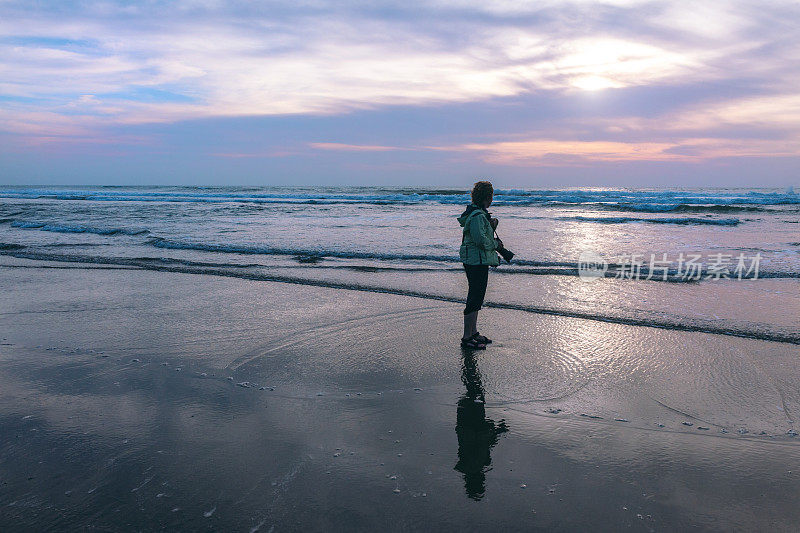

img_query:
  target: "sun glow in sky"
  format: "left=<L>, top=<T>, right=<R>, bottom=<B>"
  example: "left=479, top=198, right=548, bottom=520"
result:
left=0, top=0, right=798, bottom=186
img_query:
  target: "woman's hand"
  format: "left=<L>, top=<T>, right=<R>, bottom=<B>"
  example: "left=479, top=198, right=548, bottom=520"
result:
left=490, top=217, right=499, bottom=230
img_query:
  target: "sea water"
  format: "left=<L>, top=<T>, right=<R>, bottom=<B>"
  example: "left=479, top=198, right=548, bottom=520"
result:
left=1, top=186, right=798, bottom=342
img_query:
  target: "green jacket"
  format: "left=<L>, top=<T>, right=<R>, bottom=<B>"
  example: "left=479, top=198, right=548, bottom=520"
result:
left=457, top=204, right=500, bottom=266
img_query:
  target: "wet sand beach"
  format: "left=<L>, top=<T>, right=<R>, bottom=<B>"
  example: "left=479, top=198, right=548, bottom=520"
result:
left=1, top=257, right=799, bottom=531
left=3, top=0, right=800, bottom=522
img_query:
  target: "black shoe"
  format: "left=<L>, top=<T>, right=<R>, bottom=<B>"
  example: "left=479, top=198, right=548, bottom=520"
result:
left=472, top=332, right=492, bottom=344
left=461, top=337, right=486, bottom=350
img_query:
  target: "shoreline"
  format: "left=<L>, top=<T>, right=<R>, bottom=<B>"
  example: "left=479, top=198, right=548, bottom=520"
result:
left=3, top=252, right=798, bottom=346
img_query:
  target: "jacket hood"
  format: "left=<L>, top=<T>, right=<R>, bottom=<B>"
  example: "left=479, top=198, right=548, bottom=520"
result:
left=457, top=203, right=487, bottom=227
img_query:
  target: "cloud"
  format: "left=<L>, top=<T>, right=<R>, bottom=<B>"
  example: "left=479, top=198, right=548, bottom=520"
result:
left=1, top=0, right=797, bottom=137
left=432, top=136, right=800, bottom=165
left=309, top=143, right=404, bottom=152
left=0, top=0, right=798, bottom=186
left=439, top=139, right=683, bottom=164
left=582, top=92, right=800, bottom=141
left=674, top=94, right=800, bottom=132
left=211, top=150, right=300, bottom=158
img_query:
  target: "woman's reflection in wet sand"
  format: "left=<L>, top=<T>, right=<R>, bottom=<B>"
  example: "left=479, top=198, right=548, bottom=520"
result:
left=454, top=351, right=509, bottom=501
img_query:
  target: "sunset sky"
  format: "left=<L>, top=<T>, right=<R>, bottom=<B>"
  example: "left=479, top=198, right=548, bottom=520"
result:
left=1, top=0, right=798, bottom=186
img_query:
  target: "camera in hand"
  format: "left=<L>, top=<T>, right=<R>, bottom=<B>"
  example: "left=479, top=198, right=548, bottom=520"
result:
left=496, top=241, right=514, bottom=264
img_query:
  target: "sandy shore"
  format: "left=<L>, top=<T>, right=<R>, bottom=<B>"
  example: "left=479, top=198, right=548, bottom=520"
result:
left=1, top=256, right=799, bottom=531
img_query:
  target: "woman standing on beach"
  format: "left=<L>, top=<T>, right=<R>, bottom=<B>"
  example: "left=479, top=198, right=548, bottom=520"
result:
left=457, top=181, right=501, bottom=349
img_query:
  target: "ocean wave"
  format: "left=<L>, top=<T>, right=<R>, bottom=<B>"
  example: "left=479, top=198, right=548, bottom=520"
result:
left=8, top=220, right=150, bottom=236
left=148, top=236, right=594, bottom=268
left=147, top=236, right=458, bottom=263
left=3, top=221, right=789, bottom=278
left=587, top=203, right=783, bottom=213
left=40, top=242, right=111, bottom=248
left=560, top=216, right=740, bottom=226
left=146, top=237, right=796, bottom=279
left=1, top=187, right=798, bottom=211
left=1, top=248, right=797, bottom=345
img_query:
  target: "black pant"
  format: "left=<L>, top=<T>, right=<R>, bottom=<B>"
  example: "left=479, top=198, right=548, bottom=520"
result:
left=463, top=264, right=489, bottom=315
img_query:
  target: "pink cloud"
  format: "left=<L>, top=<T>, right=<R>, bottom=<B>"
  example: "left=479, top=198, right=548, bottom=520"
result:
left=309, top=142, right=404, bottom=152
left=211, top=150, right=301, bottom=158
left=431, top=137, right=800, bottom=166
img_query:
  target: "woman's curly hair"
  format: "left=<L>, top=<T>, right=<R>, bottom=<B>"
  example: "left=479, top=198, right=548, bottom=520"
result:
left=471, top=180, right=494, bottom=206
